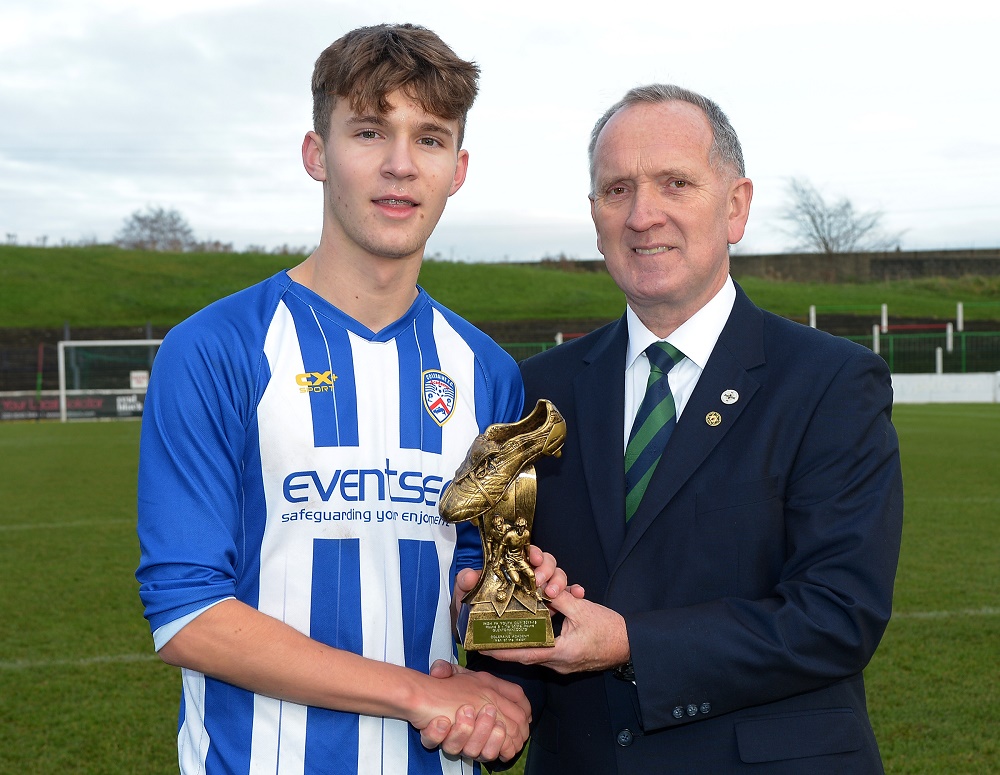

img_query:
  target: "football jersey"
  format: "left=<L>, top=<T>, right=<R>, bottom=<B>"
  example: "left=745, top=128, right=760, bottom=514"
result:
left=136, top=271, right=524, bottom=775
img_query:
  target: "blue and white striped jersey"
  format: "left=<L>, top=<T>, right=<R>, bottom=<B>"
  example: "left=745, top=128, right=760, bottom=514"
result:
left=137, top=271, right=524, bottom=775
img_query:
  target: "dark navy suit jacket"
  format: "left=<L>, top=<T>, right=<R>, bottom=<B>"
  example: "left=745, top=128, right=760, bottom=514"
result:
left=483, top=284, right=903, bottom=774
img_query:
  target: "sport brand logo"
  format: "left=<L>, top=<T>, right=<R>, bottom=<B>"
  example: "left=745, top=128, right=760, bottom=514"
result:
left=296, top=371, right=337, bottom=393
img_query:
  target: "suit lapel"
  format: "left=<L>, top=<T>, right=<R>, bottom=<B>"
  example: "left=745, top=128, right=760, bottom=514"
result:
left=574, top=316, right=629, bottom=569
left=616, top=289, right=767, bottom=567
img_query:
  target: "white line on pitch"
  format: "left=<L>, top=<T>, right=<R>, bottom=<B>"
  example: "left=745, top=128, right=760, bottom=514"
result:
left=0, top=519, right=134, bottom=532
left=893, top=606, right=999, bottom=620
left=0, top=653, right=160, bottom=671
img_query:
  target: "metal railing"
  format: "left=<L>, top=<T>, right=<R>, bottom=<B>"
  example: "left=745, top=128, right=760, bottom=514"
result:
left=843, top=331, right=1000, bottom=374
left=3, top=333, right=999, bottom=399
left=503, top=331, right=1000, bottom=374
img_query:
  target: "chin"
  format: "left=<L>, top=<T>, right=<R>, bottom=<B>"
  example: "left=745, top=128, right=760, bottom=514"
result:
left=361, top=237, right=425, bottom=261
left=370, top=229, right=437, bottom=261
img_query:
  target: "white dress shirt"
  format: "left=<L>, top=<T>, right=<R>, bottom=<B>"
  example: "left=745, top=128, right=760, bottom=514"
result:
left=623, top=276, right=737, bottom=452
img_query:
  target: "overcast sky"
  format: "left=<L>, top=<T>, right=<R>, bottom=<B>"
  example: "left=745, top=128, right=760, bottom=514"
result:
left=1, top=0, right=997, bottom=261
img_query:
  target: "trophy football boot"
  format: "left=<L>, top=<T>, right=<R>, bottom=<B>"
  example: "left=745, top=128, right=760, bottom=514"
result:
left=439, top=399, right=566, bottom=524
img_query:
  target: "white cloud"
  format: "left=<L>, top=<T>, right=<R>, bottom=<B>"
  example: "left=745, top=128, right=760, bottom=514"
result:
left=1, top=0, right=998, bottom=254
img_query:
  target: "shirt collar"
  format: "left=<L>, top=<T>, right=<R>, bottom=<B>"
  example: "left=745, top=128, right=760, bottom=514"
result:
left=625, top=276, right=736, bottom=371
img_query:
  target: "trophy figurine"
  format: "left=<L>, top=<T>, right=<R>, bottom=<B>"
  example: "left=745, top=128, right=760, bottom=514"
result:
left=439, top=399, right=566, bottom=650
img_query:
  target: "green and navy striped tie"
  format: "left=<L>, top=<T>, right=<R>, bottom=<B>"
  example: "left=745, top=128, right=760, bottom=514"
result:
left=625, top=342, right=685, bottom=522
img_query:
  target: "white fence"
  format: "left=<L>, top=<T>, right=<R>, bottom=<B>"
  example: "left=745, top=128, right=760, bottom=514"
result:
left=890, top=372, right=1000, bottom=404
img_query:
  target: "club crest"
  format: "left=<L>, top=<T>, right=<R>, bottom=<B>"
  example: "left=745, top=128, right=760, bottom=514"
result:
left=423, top=370, right=457, bottom=426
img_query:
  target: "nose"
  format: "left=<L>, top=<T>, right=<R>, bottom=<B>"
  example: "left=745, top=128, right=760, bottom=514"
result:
left=382, top=137, right=418, bottom=180
left=624, top=182, right=667, bottom=232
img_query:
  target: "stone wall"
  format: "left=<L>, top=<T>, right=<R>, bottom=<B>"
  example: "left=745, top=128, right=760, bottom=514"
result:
left=730, top=248, right=1000, bottom=283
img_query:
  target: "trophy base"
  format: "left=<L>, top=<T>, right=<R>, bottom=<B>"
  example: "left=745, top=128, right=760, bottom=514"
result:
left=461, top=607, right=555, bottom=651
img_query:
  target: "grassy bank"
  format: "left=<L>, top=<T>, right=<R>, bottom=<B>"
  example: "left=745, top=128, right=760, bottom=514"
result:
left=2, top=245, right=999, bottom=329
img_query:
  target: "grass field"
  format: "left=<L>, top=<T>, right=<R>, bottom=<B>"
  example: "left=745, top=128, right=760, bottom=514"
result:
left=0, top=405, right=997, bottom=773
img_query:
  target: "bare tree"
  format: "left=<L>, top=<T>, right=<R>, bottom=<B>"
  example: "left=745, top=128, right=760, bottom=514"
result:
left=780, top=178, right=903, bottom=254
left=115, top=206, right=196, bottom=251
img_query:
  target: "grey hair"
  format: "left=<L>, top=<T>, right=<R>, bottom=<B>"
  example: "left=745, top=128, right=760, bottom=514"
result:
left=588, top=84, right=745, bottom=193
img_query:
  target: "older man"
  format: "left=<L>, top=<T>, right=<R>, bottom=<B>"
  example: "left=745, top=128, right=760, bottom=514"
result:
left=484, top=84, right=903, bottom=774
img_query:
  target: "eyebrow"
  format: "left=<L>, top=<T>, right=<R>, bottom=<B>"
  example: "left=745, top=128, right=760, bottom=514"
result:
left=592, top=173, right=634, bottom=195
left=345, top=115, right=454, bottom=139
left=417, top=121, right=454, bottom=138
left=596, top=167, right=699, bottom=190
left=346, top=114, right=387, bottom=128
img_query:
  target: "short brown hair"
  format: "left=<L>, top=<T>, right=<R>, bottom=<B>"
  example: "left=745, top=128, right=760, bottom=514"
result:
left=312, top=23, right=480, bottom=147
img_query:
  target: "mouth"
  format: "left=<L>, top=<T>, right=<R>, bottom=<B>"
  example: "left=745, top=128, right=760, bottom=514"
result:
left=632, top=246, right=672, bottom=256
left=373, top=197, right=418, bottom=207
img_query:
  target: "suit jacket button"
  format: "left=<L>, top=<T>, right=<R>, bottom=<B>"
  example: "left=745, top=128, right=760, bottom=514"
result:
left=700, top=702, right=711, bottom=714
left=616, top=729, right=634, bottom=747
left=672, top=706, right=684, bottom=719
left=686, top=704, right=698, bottom=717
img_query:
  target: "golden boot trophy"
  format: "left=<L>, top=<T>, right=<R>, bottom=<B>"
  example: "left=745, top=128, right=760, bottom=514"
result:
left=439, top=399, right=566, bottom=650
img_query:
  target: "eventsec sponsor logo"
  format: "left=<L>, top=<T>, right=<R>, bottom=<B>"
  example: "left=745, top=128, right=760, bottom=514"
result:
left=283, top=458, right=449, bottom=507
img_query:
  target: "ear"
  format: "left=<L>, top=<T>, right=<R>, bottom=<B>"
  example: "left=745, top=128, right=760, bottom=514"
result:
left=448, top=149, right=470, bottom=197
left=726, top=177, right=753, bottom=244
left=302, top=131, right=327, bottom=182
left=590, top=196, right=604, bottom=255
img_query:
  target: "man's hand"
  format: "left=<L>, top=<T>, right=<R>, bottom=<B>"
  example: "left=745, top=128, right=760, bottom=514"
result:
left=483, top=591, right=629, bottom=674
left=417, top=660, right=531, bottom=762
left=527, top=544, right=585, bottom=600
left=452, top=544, right=585, bottom=629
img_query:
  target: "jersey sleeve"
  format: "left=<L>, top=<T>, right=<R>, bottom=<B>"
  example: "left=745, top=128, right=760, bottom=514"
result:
left=136, top=299, right=267, bottom=634
left=475, top=344, right=525, bottom=428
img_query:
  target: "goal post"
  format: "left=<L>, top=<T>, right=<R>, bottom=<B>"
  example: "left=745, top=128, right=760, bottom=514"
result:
left=57, top=339, right=163, bottom=422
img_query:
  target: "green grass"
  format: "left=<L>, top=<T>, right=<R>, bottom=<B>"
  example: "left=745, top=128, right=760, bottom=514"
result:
left=3, top=245, right=1000, bottom=329
left=735, top=275, right=1000, bottom=323
left=0, top=407, right=997, bottom=773
left=0, top=421, right=178, bottom=774
left=864, top=405, right=1000, bottom=773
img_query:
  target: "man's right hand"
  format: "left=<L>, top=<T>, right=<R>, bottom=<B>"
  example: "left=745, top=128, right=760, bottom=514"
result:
left=416, top=660, right=530, bottom=763
left=157, top=599, right=529, bottom=762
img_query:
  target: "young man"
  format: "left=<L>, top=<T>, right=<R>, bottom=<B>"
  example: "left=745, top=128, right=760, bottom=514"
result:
left=136, top=24, right=564, bottom=774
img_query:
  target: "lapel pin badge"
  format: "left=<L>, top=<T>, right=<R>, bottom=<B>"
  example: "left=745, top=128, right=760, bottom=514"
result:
left=721, top=389, right=739, bottom=405
left=706, top=411, right=722, bottom=427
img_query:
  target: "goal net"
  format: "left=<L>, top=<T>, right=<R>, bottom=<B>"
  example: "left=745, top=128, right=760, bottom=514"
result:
left=57, top=339, right=162, bottom=421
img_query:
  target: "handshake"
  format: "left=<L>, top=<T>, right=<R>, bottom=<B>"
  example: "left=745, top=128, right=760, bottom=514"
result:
left=417, top=548, right=587, bottom=763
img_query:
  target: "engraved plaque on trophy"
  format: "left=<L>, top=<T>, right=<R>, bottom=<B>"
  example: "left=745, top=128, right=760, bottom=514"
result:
left=439, top=399, right=566, bottom=651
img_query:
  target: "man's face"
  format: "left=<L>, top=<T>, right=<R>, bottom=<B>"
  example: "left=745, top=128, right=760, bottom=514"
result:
left=589, top=100, right=752, bottom=332
left=305, top=89, right=468, bottom=263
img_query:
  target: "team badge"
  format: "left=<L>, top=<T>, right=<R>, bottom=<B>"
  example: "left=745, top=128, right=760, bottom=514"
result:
left=423, top=370, right=457, bottom=426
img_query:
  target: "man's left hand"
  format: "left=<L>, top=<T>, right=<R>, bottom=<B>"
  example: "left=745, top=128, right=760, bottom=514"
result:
left=482, top=591, right=628, bottom=675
